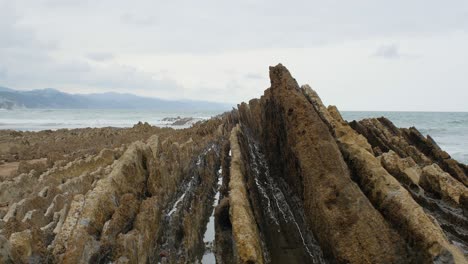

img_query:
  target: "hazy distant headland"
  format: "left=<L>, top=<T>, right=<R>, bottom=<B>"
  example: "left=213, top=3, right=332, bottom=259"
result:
left=0, top=86, right=231, bottom=111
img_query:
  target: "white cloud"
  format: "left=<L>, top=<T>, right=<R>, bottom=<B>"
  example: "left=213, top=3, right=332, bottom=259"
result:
left=0, top=3, right=183, bottom=99
left=244, top=73, right=264, bottom=80
left=120, top=13, right=158, bottom=26
left=373, top=44, right=401, bottom=59
left=86, top=52, right=115, bottom=62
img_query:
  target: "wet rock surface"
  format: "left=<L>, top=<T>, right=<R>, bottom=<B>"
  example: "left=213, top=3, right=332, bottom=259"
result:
left=0, top=64, right=467, bottom=263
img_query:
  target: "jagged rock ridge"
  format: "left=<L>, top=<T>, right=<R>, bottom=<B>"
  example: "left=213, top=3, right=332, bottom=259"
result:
left=0, top=64, right=466, bottom=263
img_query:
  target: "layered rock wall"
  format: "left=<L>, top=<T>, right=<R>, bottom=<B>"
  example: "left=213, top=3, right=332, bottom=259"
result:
left=0, top=64, right=466, bottom=263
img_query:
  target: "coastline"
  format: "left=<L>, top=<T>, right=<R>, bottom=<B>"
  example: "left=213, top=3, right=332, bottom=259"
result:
left=1, top=110, right=466, bottom=163
left=0, top=65, right=466, bottom=263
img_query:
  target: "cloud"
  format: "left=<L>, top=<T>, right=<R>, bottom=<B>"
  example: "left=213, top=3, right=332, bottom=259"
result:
left=373, top=44, right=401, bottom=59
left=244, top=73, right=263, bottom=80
left=1, top=1, right=468, bottom=109
left=1, top=52, right=183, bottom=97
left=0, top=7, right=56, bottom=51
left=120, top=13, right=158, bottom=26
left=86, top=52, right=115, bottom=62
left=0, top=66, right=6, bottom=79
left=43, top=0, right=88, bottom=7
left=0, top=5, right=182, bottom=98
left=9, top=0, right=466, bottom=54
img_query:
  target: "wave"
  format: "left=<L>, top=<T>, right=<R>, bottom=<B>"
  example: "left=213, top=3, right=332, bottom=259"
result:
left=447, top=120, right=468, bottom=125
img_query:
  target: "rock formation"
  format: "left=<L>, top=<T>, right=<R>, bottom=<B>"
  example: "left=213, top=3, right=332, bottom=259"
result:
left=0, top=64, right=466, bottom=263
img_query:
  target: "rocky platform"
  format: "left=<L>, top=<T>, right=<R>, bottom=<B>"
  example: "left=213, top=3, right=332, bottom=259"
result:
left=0, top=64, right=467, bottom=264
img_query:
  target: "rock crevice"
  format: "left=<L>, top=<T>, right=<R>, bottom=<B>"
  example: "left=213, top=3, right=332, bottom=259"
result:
left=0, top=64, right=466, bottom=263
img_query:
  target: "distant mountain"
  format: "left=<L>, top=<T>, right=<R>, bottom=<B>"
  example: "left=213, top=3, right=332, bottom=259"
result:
left=0, top=86, right=231, bottom=111
left=0, top=86, right=15, bottom=92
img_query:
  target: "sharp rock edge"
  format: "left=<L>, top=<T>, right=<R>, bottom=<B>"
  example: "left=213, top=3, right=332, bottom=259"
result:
left=0, top=64, right=467, bottom=264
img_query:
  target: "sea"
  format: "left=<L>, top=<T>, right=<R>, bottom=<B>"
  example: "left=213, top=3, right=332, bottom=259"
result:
left=0, top=108, right=222, bottom=130
left=0, top=109, right=466, bottom=164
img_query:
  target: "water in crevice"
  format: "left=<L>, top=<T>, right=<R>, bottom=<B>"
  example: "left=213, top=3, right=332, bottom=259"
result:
left=201, top=166, right=223, bottom=263
left=243, top=131, right=327, bottom=264
left=155, top=143, right=220, bottom=263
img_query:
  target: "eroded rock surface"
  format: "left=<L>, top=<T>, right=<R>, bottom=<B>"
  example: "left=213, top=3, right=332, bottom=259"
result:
left=0, top=64, right=466, bottom=263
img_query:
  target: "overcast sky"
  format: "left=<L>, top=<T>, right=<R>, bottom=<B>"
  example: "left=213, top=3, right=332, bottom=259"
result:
left=1, top=0, right=467, bottom=111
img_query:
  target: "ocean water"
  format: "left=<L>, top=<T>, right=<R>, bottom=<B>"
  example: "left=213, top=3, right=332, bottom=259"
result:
left=0, top=108, right=223, bottom=131
left=0, top=109, right=466, bottom=164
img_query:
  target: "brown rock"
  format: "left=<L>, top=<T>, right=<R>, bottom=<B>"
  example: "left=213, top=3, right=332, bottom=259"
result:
left=0, top=235, right=11, bottom=263
left=305, top=86, right=466, bottom=263
left=380, top=150, right=421, bottom=186
left=403, top=127, right=468, bottom=186
left=250, top=65, right=409, bottom=263
left=420, top=164, right=468, bottom=205
left=9, top=230, right=33, bottom=263
left=229, top=125, right=264, bottom=264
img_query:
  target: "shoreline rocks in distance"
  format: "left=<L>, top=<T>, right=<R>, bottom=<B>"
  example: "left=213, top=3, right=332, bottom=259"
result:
left=162, top=116, right=198, bottom=126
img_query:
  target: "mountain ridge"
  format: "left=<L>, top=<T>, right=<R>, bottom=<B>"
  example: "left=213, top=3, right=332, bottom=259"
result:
left=0, top=86, right=231, bottom=111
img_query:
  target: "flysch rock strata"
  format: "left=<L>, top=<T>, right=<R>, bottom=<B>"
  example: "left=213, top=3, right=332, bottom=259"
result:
left=0, top=64, right=466, bottom=264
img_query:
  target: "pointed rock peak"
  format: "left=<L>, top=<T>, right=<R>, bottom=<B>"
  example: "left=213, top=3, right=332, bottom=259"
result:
left=269, top=63, right=299, bottom=90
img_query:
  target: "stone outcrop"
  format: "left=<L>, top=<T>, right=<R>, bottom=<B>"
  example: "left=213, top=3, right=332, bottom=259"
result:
left=235, top=66, right=409, bottom=263
left=302, top=85, right=465, bottom=262
left=228, top=125, right=264, bottom=263
left=420, top=164, right=468, bottom=205
left=0, top=64, right=466, bottom=263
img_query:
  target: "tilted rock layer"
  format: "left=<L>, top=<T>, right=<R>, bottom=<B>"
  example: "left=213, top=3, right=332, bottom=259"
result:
left=0, top=64, right=467, bottom=263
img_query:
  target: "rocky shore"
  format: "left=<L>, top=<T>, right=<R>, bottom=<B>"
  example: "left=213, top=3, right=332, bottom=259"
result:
left=0, top=64, right=467, bottom=263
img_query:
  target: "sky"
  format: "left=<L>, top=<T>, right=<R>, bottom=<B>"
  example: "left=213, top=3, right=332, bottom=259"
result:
left=0, top=0, right=467, bottom=111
